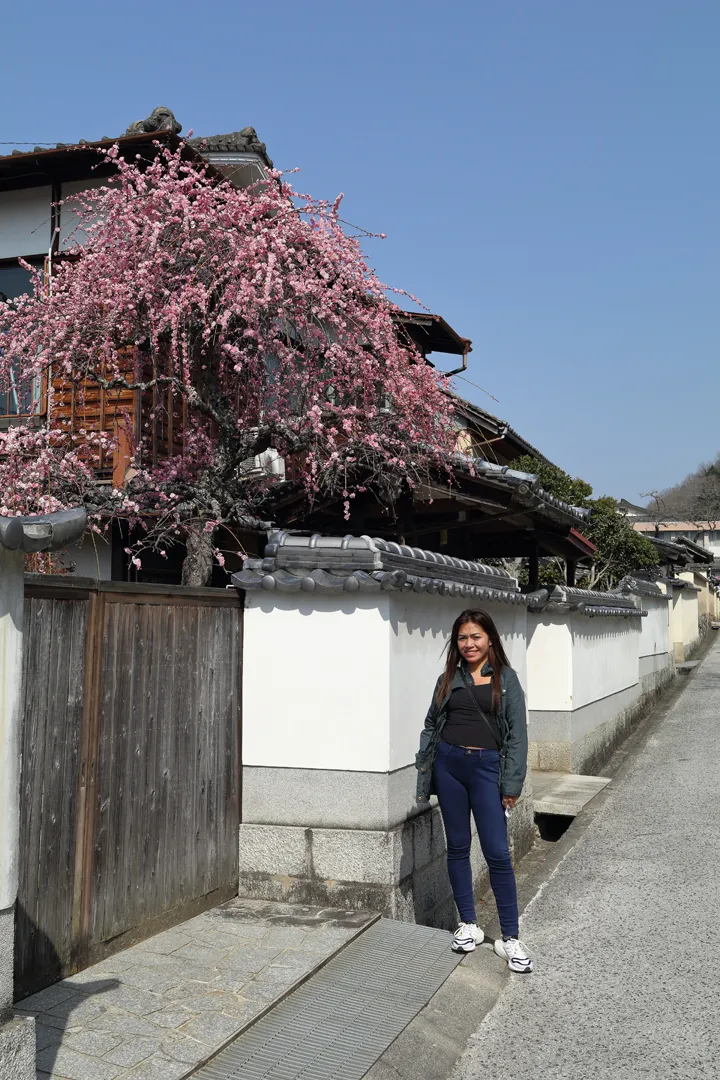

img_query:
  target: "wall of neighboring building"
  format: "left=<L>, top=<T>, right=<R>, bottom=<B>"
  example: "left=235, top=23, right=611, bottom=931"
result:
left=687, top=572, right=719, bottom=631
left=677, top=581, right=701, bottom=657
left=633, top=521, right=720, bottom=558
left=638, top=591, right=674, bottom=695
left=527, top=611, right=648, bottom=774
left=0, top=187, right=51, bottom=259
left=56, top=534, right=113, bottom=580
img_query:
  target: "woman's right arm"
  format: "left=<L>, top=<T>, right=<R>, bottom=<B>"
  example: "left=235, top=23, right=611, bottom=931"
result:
left=416, top=678, right=442, bottom=762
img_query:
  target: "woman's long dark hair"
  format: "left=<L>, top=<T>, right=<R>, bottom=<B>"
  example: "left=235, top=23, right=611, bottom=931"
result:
left=436, top=609, right=511, bottom=711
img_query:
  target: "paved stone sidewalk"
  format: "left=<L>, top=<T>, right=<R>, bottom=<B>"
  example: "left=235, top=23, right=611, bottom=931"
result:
left=17, top=898, right=374, bottom=1080
left=451, top=638, right=720, bottom=1080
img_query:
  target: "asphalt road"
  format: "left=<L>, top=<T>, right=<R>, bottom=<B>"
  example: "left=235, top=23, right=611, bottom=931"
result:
left=451, top=640, right=720, bottom=1080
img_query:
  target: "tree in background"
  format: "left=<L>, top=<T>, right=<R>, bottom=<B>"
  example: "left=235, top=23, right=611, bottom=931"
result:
left=647, top=453, right=720, bottom=529
left=511, top=456, right=659, bottom=589
left=0, top=141, right=456, bottom=583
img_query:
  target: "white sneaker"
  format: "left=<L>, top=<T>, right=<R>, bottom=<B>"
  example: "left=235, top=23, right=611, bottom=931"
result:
left=451, top=922, right=485, bottom=953
left=494, top=936, right=533, bottom=973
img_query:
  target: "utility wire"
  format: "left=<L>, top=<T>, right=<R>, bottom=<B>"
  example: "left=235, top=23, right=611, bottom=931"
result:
left=450, top=373, right=500, bottom=404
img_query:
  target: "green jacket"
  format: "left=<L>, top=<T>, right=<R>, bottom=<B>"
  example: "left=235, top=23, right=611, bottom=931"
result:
left=415, top=662, right=528, bottom=802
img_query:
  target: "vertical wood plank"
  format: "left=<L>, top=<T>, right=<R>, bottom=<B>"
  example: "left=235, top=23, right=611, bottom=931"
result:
left=16, top=594, right=88, bottom=997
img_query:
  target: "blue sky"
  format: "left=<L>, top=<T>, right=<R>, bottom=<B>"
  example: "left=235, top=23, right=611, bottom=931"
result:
left=4, top=0, right=718, bottom=500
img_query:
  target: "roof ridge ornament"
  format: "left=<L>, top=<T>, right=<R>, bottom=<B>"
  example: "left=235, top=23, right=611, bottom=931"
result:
left=125, top=107, right=182, bottom=137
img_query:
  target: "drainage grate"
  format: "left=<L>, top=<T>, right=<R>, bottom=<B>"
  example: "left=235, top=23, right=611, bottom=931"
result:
left=193, top=918, right=462, bottom=1080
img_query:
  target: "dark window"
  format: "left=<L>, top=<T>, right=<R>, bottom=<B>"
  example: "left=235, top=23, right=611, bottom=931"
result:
left=0, top=262, right=38, bottom=301
left=0, top=260, right=44, bottom=417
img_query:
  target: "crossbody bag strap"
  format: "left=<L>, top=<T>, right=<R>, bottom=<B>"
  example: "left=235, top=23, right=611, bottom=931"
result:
left=466, top=681, right=502, bottom=751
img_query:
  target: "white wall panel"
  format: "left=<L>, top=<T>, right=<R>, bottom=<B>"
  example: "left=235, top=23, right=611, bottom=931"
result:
left=243, top=593, right=391, bottom=772
left=639, top=595, right=671, bottom=659
left=570, top=616, right=638, bottom=710
left=526, top=616, right=572, bottom=711
left=0, top=187, right=51, bottom=258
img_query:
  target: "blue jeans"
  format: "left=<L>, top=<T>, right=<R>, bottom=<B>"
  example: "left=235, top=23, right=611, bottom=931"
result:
left=433, top=741, right=519, bottom=938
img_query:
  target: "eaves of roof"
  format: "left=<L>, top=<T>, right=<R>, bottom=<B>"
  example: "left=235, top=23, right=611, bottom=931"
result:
left=668, top=577, right=702, bottom=592
left=454, top=455, right=589, bottom=528
left=0, top=129, right=179, bottom=167
left=647, top=535, right=689, bottom=564
left=451, top=395, right=554, bottom=467
left=394, top=311, right=471, bottom=358
left=675, top=536, right=714, bottom=563
left=187, top=129, right=273, bottom=169
left=0, top=128, right=272, bottom=187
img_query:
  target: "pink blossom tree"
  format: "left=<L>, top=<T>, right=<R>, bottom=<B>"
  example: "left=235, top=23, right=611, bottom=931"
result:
left=0, top=141, right=456, bottom=584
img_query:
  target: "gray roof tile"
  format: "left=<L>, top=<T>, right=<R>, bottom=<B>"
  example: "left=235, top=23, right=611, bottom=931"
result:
left=233, top=530, right=526, bottom=602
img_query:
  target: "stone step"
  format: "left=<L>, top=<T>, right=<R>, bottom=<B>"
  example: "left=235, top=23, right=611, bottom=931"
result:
left=532, top=770, right=611, bottom=817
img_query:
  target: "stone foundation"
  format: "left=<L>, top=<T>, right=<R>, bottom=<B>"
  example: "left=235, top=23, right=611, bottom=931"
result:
left=0, top=906, right=13, bottom=1021
left=238, top=786, right=535, bottom=931
left=0, top=1016, right=35, bottom=1080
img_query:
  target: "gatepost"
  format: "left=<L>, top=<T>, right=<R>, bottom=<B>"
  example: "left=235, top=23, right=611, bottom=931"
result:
left=0, top=511, right=86, bottom=1080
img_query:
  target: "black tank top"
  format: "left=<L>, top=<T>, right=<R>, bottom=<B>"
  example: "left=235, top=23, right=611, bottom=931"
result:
left=442, top=683, right=501, bottom=749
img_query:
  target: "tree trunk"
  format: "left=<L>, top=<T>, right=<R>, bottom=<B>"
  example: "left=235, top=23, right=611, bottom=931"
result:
left=182, top=527, right=214, bottom=587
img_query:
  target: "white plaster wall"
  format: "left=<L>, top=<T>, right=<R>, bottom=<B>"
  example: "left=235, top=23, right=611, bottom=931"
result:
left=527, top=612, right=640, bottom=713
left=670, top=589, right=684, bottom=649
left=0, top=548, right=24, bottom=911
left=680, top=589, right=699, bottom=647
left=639, top=595, right=671, bottom=659
left=526, top=616, right=572, bottom=711
left=243, top=592, right=392, bottom=772
left=0, top=186, right=52, bottom=258
left=243, top=591, right=529, bottom=774
left=570, top=615, right=639, bottom=709
left=386, top=594, right=527, bottom=771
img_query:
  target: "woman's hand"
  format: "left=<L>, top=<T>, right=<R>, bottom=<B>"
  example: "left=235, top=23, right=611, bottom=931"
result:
left=502, top=796, right=517, bottom=810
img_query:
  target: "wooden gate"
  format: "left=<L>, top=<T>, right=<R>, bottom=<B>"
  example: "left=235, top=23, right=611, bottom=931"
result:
left=15, top=577, right=242, bottom=997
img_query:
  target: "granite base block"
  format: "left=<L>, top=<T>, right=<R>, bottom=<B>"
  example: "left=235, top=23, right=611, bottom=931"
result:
left=0, top=906, right=13, bottom=1019
left=529, top=664, right=676, bottom=776
left=238, top=782, right=535, bottom=931
left=242, top=764, right=421, bottom=831
left=0, top=1016, right=35, bottom=1080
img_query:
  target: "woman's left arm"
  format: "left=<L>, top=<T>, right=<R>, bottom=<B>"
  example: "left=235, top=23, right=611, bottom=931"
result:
left=501, top=670, right=529, bottom=803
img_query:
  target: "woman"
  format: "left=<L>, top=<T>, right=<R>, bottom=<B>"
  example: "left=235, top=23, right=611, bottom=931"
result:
left=416, top=609, right=533, bottom=973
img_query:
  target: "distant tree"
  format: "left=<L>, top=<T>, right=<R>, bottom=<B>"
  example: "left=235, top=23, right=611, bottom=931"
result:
left=647, top=454, right=720, bottom=529
left=583, top=496, right=659, bottom=589
left=510, top=458, right=659, bottom=590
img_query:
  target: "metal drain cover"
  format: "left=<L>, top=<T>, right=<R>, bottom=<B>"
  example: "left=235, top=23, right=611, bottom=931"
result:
left=193, top=918, right=462, bottom=1080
